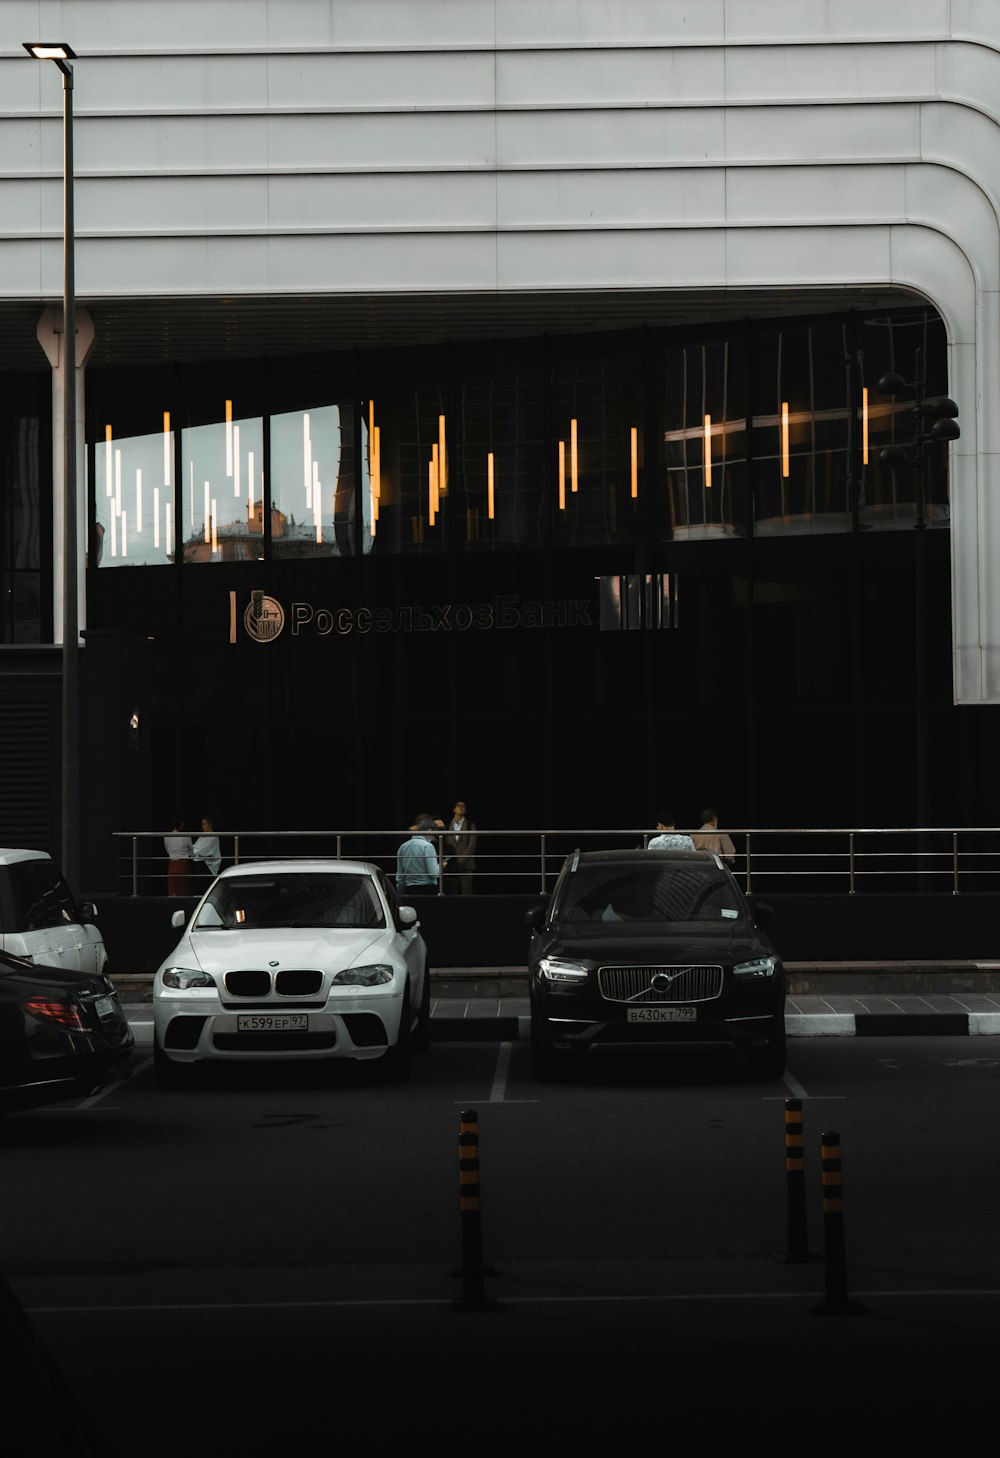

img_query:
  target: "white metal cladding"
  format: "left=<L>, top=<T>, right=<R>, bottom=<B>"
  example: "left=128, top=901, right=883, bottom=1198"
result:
left=4, top=0, right=1000, bottom=701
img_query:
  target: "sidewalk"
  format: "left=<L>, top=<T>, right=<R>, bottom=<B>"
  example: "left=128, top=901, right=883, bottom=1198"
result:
left=115, top=961, right=1000, bottom=1038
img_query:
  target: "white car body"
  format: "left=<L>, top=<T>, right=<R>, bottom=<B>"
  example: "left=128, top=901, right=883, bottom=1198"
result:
left=0, top=848, right=107, bottom=977
left=152, top=858, right=429, bottom=1085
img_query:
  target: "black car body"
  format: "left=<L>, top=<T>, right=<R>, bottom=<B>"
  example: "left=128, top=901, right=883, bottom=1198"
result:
left=526, top=848, right=786, bottom=1078
left=0, top=947, right=134, bottom=1114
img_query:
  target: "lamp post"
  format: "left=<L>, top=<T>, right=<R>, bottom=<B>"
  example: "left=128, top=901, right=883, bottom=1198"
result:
left=23, top=42, right=79, bottom=890
left=875, top=350, right=960, bottom=833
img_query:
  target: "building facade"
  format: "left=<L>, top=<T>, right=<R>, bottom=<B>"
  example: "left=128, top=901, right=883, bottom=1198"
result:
left=2, top=1, right=999, bottom=887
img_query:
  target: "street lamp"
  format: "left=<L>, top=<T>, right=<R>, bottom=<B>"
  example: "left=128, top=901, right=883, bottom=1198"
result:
left=23, top=42, right=79, bottom=889
left=875, top=350, right=960, bottom=833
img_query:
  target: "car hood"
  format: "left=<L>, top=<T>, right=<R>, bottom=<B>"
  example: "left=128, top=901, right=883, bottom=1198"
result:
left=177, top=928, right=387, bottom=973
left=541, top=925, right=774, bottom=964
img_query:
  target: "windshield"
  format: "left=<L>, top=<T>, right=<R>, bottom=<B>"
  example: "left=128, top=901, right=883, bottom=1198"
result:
left=193, top=872, right=386, bottom=930
left=554, top=863, right=745, bottom=925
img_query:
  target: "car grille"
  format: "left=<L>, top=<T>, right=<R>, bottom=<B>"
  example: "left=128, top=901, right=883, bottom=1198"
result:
left=597, top=964, right=724, bottom=1004
left=223, top=970, right=324, bottom=998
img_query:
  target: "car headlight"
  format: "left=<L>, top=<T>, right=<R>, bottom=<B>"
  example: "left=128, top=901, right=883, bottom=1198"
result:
left=733, top=956, right=777, bottom=978
left=538, top=957, right=590, bottom=983
left=332, top=964, right=395, bottom=986
left=161, top=967, right=215, bottom=990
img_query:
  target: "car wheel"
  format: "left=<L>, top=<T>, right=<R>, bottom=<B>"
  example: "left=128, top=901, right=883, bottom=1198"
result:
left=153, top=1035, right=197, bottom=1089
left=411, top=968, right=431, bottom=1054
left=745, top=1026, right=786, bottom=1080
left=380, top=989, right=412, bottom=1082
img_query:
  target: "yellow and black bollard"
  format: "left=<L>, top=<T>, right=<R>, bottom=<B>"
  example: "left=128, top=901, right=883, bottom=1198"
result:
left=783, top=1099, right=819, bottom=1264
left=812, top=1130, right=868, bottom=1316
left=453, top=1108, right=497, bottom=1312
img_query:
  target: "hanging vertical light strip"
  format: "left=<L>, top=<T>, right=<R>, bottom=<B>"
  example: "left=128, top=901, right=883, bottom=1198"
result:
left=862, top=386, right=869, bottom=465
left=703, top=414, right=712, bottom=488
left=630, top=427, right=638, bottom=498
left=781, top=402, right=790, bottom=478
left=487, top=452, right=495, bottom=519
left=372, top=424, right=381, bottom=532
left=248, top=452, right=255, bottom=516
left=438, top=414, right=447, bottom=495
left=428, top=457, right=436, bottom=526
left=190, top=460, right=195, bottom=529
left=110, top=499, right=117, bottom=559
left=211, top=499, right=218, bottom=556
left=233, top=425, right=241, bottom=497
left=558, top=440, right=566, bottom=510
left=165, top=502, right=172, bottom=558
left=105, top=425, right=113, bottom=497
left=114, top=448, right=122, bottom=511
left=431, top=443, right=440, bottom=521
left=154, top=487, right=160, bottom=550
left=162, top=412, right=171, bottom=487
left=225, top=400, right=233, bottom=477
left=570, top=418, right=578, bottom=492
left=135, top=468, right=142, bottom=534
left=313, top=462, right=321, bottom=543
left=303, top=413, right=311, bottom=500
left=203, top=482, right=211, bottom=544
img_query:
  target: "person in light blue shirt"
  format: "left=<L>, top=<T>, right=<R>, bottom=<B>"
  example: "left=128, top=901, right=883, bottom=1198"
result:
left=396, top=816, right=443, bottom=895
left=647, top=811, right=695, bottom=852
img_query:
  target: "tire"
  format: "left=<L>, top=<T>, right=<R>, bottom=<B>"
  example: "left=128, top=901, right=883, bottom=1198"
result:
left=745, top=1025, right=787, bottom=1080
left=153, top=1036, right=197, bottom=1089
left=412, top=967, right=431, bottom=1053
left=380, top=988, right=412, bottom=1082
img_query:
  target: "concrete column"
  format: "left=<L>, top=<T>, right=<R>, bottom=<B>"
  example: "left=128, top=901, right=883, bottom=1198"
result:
left=36, top=304, right=95, bottom=646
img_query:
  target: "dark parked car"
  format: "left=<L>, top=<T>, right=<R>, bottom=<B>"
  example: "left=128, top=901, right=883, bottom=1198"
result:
left=526, top=848, right=786, bottom=1079
left=0, top=946, right=133, bottom=1114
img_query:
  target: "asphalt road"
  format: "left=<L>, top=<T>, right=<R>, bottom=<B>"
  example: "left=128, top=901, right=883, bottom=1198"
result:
left=4, top=1035, right=1000, bottom=1453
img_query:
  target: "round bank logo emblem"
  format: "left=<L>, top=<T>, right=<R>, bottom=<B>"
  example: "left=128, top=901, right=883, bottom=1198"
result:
left=244, top=593, right=285, bottom=643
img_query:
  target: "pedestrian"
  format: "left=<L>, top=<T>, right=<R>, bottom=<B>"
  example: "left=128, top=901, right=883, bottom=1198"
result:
left=192, top=815, right=222, bottom=879
left=396, top=816, right=444, bottom=896
left=164, top=819, right=194, bottom=896
left=647, top=812, right=695, bottom=851
left=692, top=806, right=736, bottom=863
left=445, top=800, right=478, bottom=894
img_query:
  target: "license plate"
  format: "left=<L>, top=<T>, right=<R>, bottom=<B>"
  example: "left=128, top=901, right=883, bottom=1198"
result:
left=627, top=1007, right=696, bottom=1023
left=94, top=994, right=116, bottom=1018
left=236, top=1015, right=309, bottom=1033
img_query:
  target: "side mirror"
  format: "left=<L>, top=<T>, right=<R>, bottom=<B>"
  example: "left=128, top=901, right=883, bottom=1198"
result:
left=171, top=909, right=187, bottom=929
left=79, top=901, right=98, bottom=923
left=525, top=902, right=548, bottom=930
left=399, top=905, right=418, bottom=926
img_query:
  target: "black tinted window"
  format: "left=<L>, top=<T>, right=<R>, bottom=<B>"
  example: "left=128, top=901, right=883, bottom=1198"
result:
left=3, top=860, right=78, bottom=933
left=193, top=872, right=385, bottom=930
left=555, top=863, right=743, bottom=924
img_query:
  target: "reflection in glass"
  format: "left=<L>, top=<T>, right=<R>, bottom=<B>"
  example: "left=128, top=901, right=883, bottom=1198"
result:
left=454, top=365, right=545, bottom=547
left=361, top=388, right=448, bottom=553
left=550, top=350, right=643, bottom=546
left=658, top=338, right=746, bottom=539
left=271, top=404, right=355, bottom=558
left=94, top=416, right=175, bottom=566
left=752, top=320, right=850, bottom=535
left=181, top=408, right=264, bottom=563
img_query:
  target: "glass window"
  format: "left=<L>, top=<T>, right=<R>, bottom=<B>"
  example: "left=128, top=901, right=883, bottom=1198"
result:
left=181, top=402, right=264, bottom=563
left=751, top=319, right=852, bottom=536
left=6, top=859, right=78, bottom=932
left=271, top=404, right=355, bottom=558
left=453, top=349, right=546, bottom=548
left=94, top=417, right=176, bottom=566
left=655, top=334, right=747, bottom=540
left=550, top=341, right=644, bottom=546
left=858, top=310, right=950, bottom=531
left=362, top=366, right=449, bottom=556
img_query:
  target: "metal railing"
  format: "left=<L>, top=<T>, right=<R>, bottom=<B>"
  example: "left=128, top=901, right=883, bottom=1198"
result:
left=111, top=826, right=1000, bottom=898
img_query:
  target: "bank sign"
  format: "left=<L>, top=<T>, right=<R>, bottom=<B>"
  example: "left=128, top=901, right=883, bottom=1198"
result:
left=231, top=576, right=674, bottom=644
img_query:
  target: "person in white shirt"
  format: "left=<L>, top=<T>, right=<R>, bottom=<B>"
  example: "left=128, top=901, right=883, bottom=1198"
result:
left=647, top=812, right=695, bottom=851
left=192, top=816, right=222, bottom=879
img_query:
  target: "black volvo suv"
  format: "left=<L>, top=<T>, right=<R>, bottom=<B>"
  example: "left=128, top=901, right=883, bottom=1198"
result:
left=526, top=847, right=786, bottom=1080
